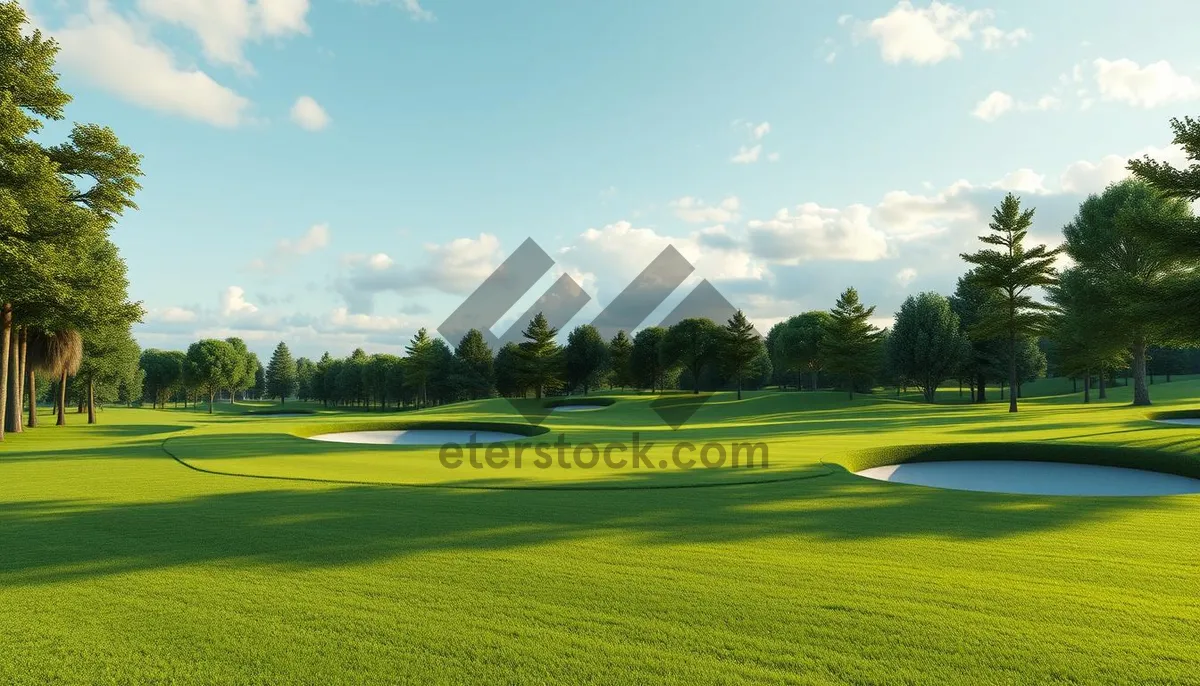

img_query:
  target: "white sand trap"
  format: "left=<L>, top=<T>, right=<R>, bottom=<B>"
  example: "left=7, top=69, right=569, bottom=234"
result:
left=1154, top=418, right=1200, bottom=426
left=550, top=405, right=606, bottom=412
left=855, top=460, right=1200, bottom=496
left=309, top=429, right=526, bottom=446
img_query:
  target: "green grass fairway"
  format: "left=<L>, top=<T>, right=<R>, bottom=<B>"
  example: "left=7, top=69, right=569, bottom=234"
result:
left=4, top=383, right=1200, bottom=684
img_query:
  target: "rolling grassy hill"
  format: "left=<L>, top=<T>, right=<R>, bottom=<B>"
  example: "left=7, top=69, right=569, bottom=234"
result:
left=2, top=379, right=1199, bottom=684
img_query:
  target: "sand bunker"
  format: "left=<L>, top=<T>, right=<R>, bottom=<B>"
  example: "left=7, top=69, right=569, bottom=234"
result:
left=550, top=405, right=606, bottom=412
left=1154, top=418, right=1200, bottom=426
left=308, top=429, right=527, bottom=446
left=855, top=460, right=1200, bottom=496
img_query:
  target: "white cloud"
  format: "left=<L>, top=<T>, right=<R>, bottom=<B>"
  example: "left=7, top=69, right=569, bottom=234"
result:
left=972, top=91, right=1014, bottom=121
left=48, top=1, right=251, bottom=127
left=731, top=145, right=762, bottom=164
left=336, top=233, right=504, bottom=313
left=278, top=223, right=331, bottom=255
left=993, top=168, right=1047, bottom=194
left=1059, top=144, right=1188, bottom=194
left=556, top=220, right=767, bottom=308
left=257, top=0, right=310, bottom=35
left=1093, top=58, right=1200, bottom=108
left=290, top=95, right=331, bottom=131
left=367, top=253, right=394, bottom=270
left=895, top=268, right=918, bottom=286
left=855, top=1, right=1027, bottom=65
left=872, top=181, right=982, bottom=240
left=1024, top=95, right=1061, bottom=111
left=328, top=307, right=415, bottom=333
left=767, top=152, right=781, bottom=162
left=730, top=121, right=776, bottom=164
left=221, top=286, right=259, bottom=316
left=137, top=0, right=310, bottom=71
left=747, top=204, right=890, bottom=263
left=670, top=196, right=741, bottom=223
left=980, top=26, right=1030, bottom=50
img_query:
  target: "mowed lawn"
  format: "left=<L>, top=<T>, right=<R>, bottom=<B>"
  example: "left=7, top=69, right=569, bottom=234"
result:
left=3, top=383, right=1200, bottom=684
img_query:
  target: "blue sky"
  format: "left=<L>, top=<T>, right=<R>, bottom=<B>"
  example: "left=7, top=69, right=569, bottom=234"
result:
left=19, top=0, right=1200, bottom=359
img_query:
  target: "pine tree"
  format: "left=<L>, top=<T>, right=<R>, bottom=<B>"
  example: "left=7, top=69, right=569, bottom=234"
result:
left=454, top=328, right=494, bottom=399
left=721, top=311, right=760, bottom=400
left=1127, top=115, right=1200, bottom=347
left=404, top=328, right=434, bottom=407
left=607, top=330, right=633, bottom=389
left=961, top=193, right=1060, bottom=413
left=265, top=341, right=297, bottom=405
left=819, top=288, right=884, bottom=400
left=516, top=313, right=563, bottom=399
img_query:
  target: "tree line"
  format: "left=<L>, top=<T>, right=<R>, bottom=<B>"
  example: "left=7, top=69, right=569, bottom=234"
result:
left=766, top=114, right=1200, bottom=411
left=0, top=3, right=144, bottom=439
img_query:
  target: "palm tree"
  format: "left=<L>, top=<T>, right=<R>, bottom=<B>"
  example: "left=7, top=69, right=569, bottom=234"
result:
left=26, top=329, right=83, bottom=427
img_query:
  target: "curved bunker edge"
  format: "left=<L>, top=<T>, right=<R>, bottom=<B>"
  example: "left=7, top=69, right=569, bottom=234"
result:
left=838, top=442, right=1200, bottom=497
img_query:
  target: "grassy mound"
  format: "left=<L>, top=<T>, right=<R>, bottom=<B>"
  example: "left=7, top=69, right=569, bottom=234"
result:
left=245, top=408, right=319, bottom=416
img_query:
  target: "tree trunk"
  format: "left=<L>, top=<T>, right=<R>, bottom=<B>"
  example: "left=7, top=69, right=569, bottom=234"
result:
left=15, top=327, right=26, bottom=432
left=810, top=370, right=818, bottom=392
left=737, top=379, right=743, bottom=401
left=1072, top=377, right=1077, bottom=393
left=976, top=375, right=987, bottom=403
left=88, top=380, right=96, bottom=424
left=1007, top=335, right=1018, bottom=413
left=209, top=391, right=215, bottom=414
left=1083, top=369, right=1091, bottom=404
left=26, top=366, right=37, bottom=428
left=1131, top=335, right=1151, bottom=406
left=0, top=303, right=10, bottom=441
left=5, top=325, right=20, bottom=434
left=1098, top=369, right=1107, bottom=400
left=57, top=370, right=67, bottom=425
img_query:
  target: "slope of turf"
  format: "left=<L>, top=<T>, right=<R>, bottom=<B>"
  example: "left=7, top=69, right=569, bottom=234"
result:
left=2, top=381, right=1200, bottom=684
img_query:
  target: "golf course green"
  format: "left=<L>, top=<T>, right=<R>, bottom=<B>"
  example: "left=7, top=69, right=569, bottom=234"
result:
left=3, top=381, right=1200, bottom=684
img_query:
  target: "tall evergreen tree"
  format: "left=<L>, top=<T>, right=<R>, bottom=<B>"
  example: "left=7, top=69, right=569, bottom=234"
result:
left=404, top=328, right=434, bottom=407
left=494, top=342, right=524, bottom=397
left=961, top=193, right=1060, bottom=413
left=721, top=311, right=761, bottom=401
left=819, top=288, right=883, bottom=400
left=454, top=328, right=494, bottom=399
left=265, top=341, right=297, bottom=405
left=607, top=330, right=633, bottom=390
left=515, top=313, right=563, bottom=399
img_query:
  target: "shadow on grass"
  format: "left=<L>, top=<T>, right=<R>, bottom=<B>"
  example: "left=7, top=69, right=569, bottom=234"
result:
left=0, top=462, right=1173, bottom=587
